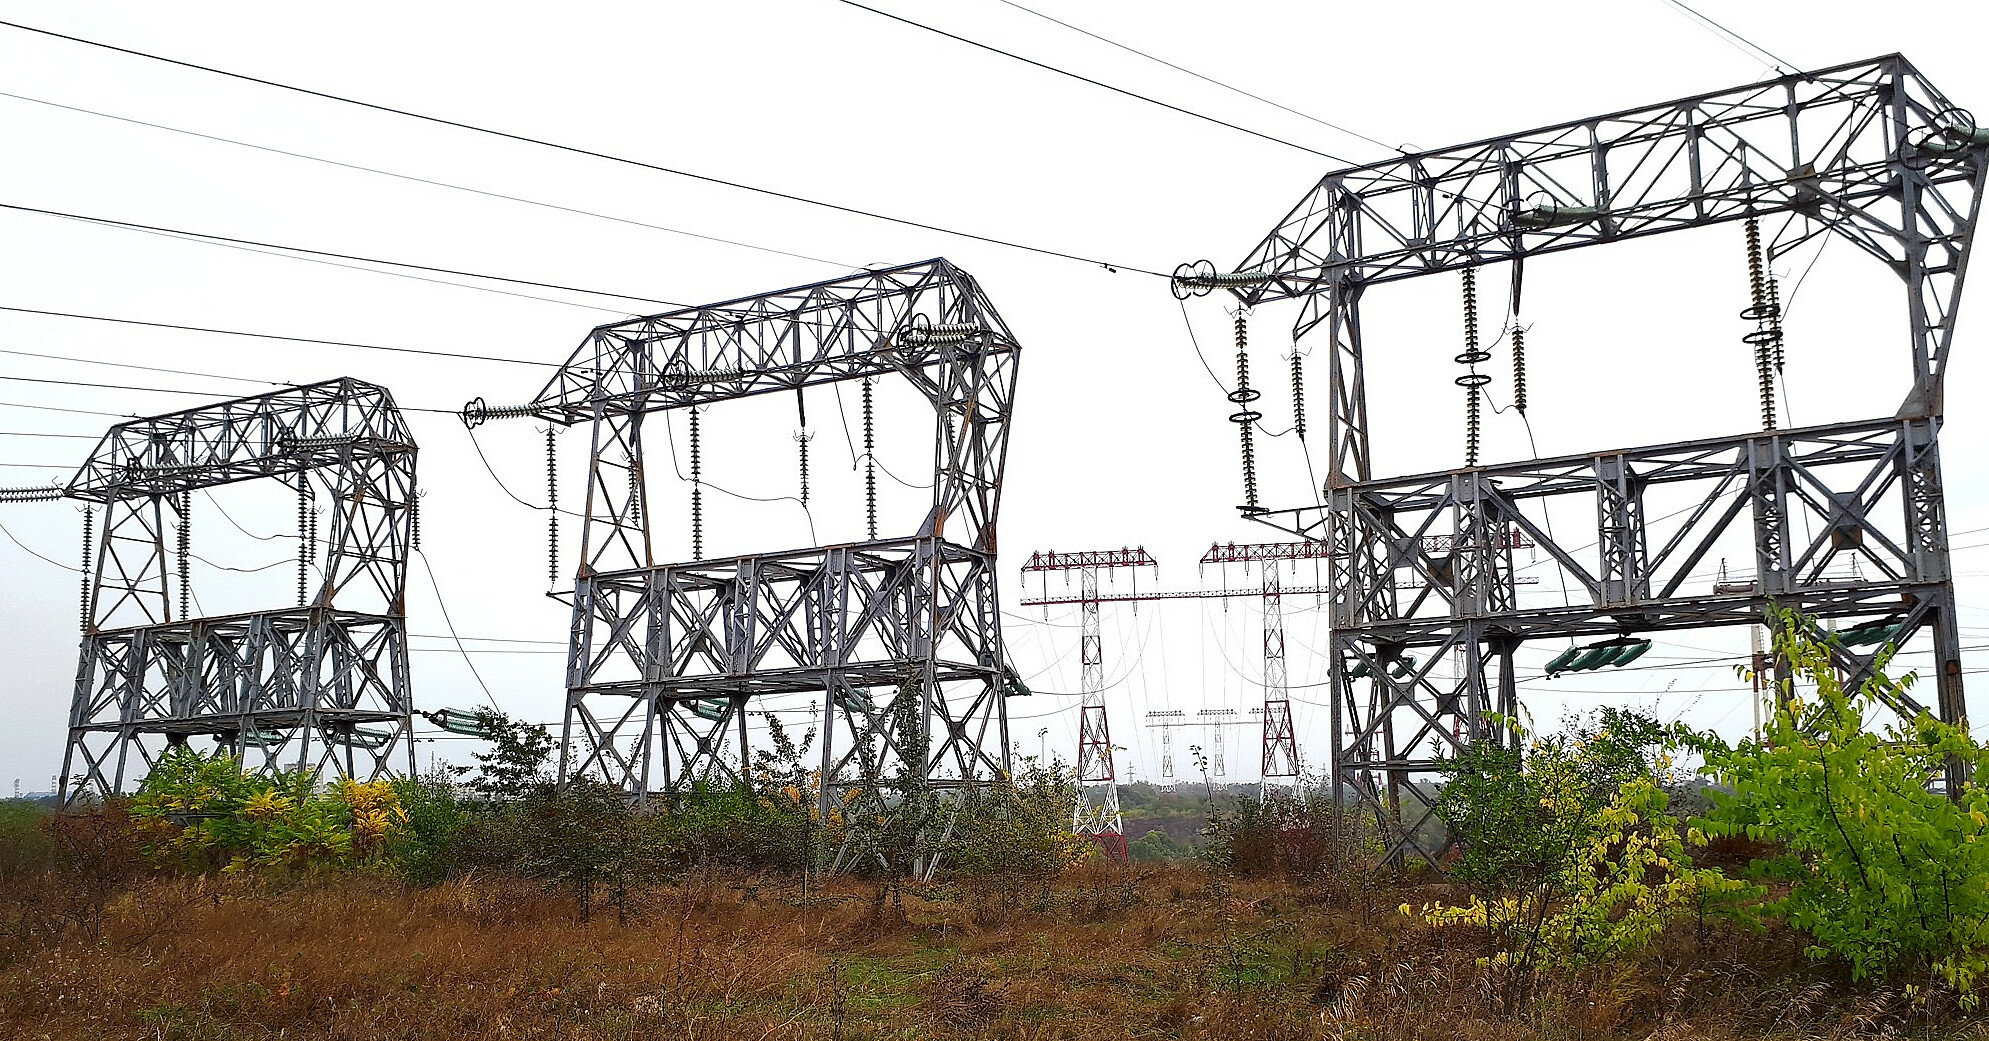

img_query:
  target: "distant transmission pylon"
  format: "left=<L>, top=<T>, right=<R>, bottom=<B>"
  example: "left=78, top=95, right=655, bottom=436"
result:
left=1022, top=547, right=1156, bottom=861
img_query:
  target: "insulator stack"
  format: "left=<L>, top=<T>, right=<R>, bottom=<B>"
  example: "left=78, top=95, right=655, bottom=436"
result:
left=1229, top=309, right=1263, bottom=514
left=1455, top=268, right=1492, bottom=466
left=1510, top=325, right=1529, bottom=414
left=79, top=507, right=93, bottom=632
left=627, top=454, right=641, bottom=525
left=1741, top=217, right=1780, bottom=430
left=689, top=408, right=704, bottom=560
left=862, top=378, right=877, bottom=540
left=297, top=481, right=309, bottom=606
left=795, top=388, right=811, bottom=507
left=410, top=496, right=421, bottom=553
left=546, top=428, right=559, bottom=587
left=1289, top=351, right=1307, bottom=441
left=176, top=491, right=191, bottom=620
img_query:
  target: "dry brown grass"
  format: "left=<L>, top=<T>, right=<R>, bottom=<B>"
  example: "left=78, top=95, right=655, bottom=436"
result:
left=0, top=863, right=1982, bottom=1040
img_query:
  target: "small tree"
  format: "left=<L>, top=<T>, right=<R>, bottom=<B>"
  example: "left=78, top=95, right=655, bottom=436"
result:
left=1691, top=607, right=1989, bottom=1000
left=467, top=708, right=555, bottom=805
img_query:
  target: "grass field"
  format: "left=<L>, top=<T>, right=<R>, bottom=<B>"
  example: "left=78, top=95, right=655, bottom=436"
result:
left=0, top=862, right=1962, bottom=1041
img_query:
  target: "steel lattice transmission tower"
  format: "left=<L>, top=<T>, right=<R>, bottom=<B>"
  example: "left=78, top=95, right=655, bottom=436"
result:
left=1199, top=541, right=1322, bottom=790
left=1020, top=547, right=1156, bottom=859
left=1178, top=55, right=1985, bottom=865
left=469, top=259, right=1021, bottom=850
left=21, top=379, right=419, bottom=804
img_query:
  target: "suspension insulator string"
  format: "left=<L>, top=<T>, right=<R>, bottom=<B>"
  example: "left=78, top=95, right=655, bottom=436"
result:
left=409, top=495, right=421, bottom=554
left=176, top=491, right=191, bottom=620
left=1229, top=308, right=1263, bottom=514
left=795, top=388, right=812, bottom=507
left=1289, top=350, right=1307, bottom=441
left=297, top=480, right=309, bottom=607
left=1741, top=216, right=1779, bottom=431
left=1510, top=325, right=1529, bottom=415
left=1765, top=273, right=1786, bottom=372
left=546, top=427, right=559, bottom=587
left=79, top=506, right=93, bottom=632
left=862, top=378, right=877, bottom=541
left=627, top=453, right=641, bottom=526
left=1455, top=268, right=1492, bottom=466
left=689, top=408, right=704, bottom=560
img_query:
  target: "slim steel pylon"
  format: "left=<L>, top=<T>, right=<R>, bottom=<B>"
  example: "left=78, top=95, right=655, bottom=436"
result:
left=19, top=380, right=420, bottom=804
left=468, top=260, right=1021, bottom=869
left=1178, top=54, right=1984, bottom=865
left=1199, top=542, right=1315, bottom=793
left=1021, top=547, right=1155, bottom=860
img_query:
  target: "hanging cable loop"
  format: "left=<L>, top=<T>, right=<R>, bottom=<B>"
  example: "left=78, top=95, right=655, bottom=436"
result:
left=1230, top=308, right=1264, bottom=514
left=1455, top=268, right=1490, bottom=466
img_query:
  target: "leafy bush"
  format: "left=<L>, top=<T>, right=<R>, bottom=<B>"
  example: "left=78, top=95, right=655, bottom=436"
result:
left=1690, top=607, right=1989, bottom=999
left=1437, top=707, right=1678, bottom=896
left=1414, top=773, right=1753, bottom=998
left=129, top=747, right=405, bottom=873
left=1413, top=709, right=1751, bottom=1004
left=386, top=776, right=466, bottom=885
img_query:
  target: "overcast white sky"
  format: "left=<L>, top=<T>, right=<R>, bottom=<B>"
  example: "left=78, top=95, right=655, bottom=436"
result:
left=2, top=0, right=1988, bottom=793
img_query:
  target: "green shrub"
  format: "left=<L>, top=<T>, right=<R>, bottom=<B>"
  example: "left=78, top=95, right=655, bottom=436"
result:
left=1690, top=607, right=1989, bottom=1000
left=129, top=748, right=403, bottom=873
left=386, top=776, right=465, bottom=885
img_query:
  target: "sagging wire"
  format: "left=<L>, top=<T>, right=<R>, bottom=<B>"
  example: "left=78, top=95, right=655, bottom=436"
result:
left=863, top=378, right=877, bottom=540
left=1455, top=267, right=1491, bottom=467
left=1228, top=307, right=1263, bottom=514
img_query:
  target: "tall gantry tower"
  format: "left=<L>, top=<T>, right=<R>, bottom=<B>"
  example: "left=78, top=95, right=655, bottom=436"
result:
left=1020, top=547, right=1157, bottom=859
left=1180, top=55, right=1984, bottom=864
left=469, top=259, right=1021, bottom=855
left=9, top=380, right=419, bottom=803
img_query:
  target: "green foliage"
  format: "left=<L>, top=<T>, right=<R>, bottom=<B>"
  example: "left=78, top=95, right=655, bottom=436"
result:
left=1690, top=607, right=1989, bottom=998
left=1199, top=785, right=1339, bottom=878
left=466, top=708, right=555, bottom=804
left=1437, top=707, right=1682, bottom=896
left=945, top=758, right=1091, bottom=880
left=128, top=747, right=403, bottom=874
left=1414, top=709, right=1750, bottom=1004
left=385, top=776, right=465, bottom=886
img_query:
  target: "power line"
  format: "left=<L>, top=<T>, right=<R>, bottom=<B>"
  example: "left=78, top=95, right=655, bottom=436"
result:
left=832, top=0, right=1351, bottom=165
left=0, top=88, right=859, bottom=272
left=0, top=199, right=677, bottom=311
left=983, top=0, right=1401, bottom=156
left=0, top=18, right=1165, bottom=278
left=1656, top=0, right=1803, bottom=75
left=0, top=303, right=559, bottom=370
